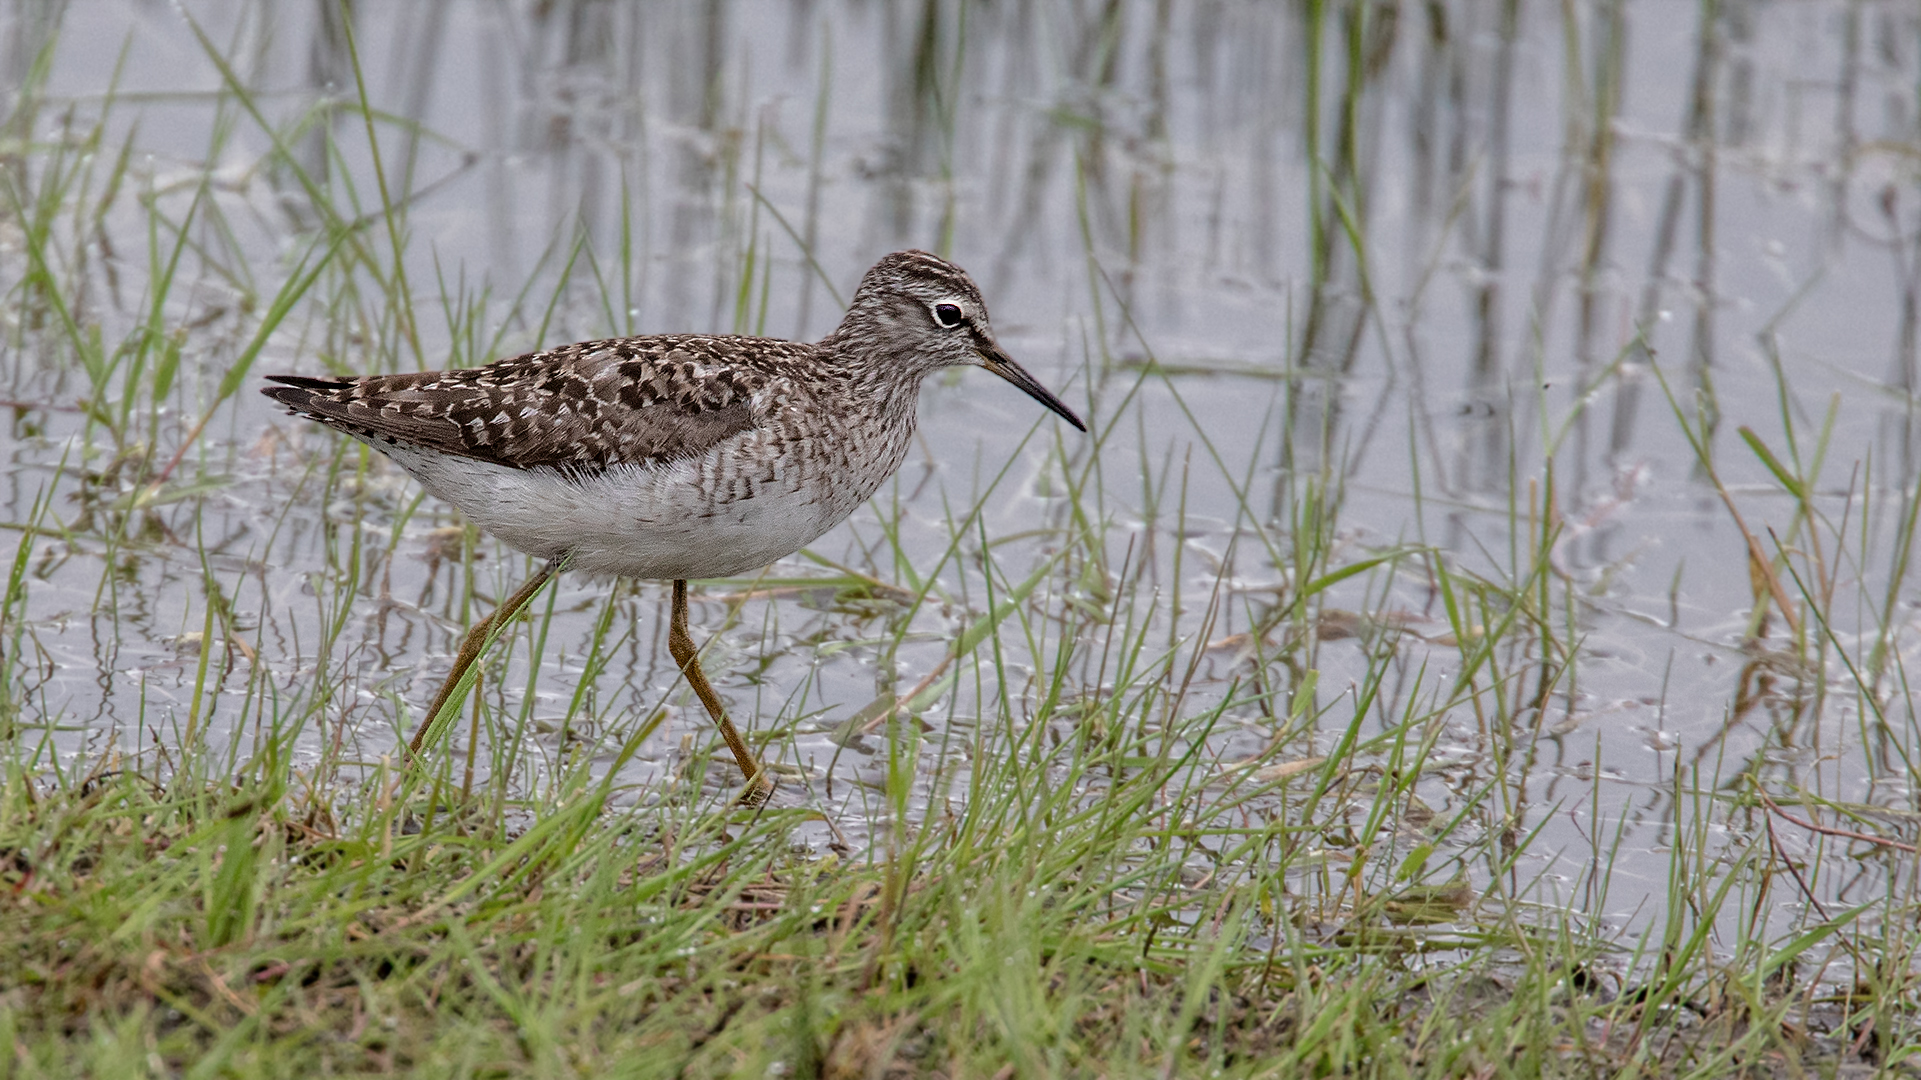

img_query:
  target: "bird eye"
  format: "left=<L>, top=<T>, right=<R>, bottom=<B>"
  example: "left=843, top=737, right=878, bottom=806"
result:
left=932, top=303, right=964, bottom=328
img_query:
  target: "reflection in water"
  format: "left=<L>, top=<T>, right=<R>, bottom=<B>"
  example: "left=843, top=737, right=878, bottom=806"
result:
left=0, top=0, right=1918, bottom=961
left=290, top=0, right=352, bottom=198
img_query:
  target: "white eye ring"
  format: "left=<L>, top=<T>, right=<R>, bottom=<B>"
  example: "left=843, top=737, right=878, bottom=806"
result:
left=931, top=303, right=964, bottom=329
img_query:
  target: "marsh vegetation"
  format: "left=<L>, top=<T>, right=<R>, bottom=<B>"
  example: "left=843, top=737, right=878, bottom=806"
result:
left=2, top=1, right=1919, bottom=1075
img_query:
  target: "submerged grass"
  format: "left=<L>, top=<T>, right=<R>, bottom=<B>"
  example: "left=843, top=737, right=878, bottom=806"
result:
left=2, top=3, right=1919, bottom=1077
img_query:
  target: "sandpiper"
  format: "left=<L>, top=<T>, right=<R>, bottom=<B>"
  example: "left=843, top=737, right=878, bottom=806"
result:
left=264, top=250, right=1084, bottom=801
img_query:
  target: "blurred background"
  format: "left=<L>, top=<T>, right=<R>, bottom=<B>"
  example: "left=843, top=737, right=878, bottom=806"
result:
left=3, top=0, right=1919, bottom=955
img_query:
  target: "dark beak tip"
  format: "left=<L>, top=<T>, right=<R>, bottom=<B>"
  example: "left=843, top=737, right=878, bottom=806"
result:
left=981, top=350, right=1086, bottom=434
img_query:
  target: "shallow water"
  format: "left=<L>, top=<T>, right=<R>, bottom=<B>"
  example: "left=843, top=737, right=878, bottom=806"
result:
left=3, top=0, right=1918, bottom=972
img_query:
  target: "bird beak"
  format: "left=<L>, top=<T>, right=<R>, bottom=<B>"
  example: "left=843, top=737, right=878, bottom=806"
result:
left=979, top=343, right=1086, bottom=432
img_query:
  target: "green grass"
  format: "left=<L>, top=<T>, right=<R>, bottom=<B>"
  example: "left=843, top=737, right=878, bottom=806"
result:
left=2, top=3, right=1919, bottom=1077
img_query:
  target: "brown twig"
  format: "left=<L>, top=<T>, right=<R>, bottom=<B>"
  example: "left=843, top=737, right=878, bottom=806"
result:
left=1758, top=789, right=1916, bottom=854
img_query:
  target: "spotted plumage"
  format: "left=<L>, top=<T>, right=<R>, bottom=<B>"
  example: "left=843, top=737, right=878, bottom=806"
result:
left=264, top=250, right=1084, bottom=580
left=264, top=337, right=781, bottom=477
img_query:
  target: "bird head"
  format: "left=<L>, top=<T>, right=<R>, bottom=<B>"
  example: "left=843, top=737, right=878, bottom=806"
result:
left=832, top=250, right=1086, bottom=432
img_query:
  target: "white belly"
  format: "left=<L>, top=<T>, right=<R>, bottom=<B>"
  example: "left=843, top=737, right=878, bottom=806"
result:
left=376, top=436, right=880, bottom=579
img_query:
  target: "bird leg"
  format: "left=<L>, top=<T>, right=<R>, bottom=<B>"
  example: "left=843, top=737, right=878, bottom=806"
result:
left=407, top=556, right=564, bottom=759
left=668, top=579, right=773, bottom=805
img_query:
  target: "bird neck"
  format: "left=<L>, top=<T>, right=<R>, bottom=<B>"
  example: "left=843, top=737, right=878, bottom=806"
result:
left=848, top=353, right=930, bottom=419
left=816, top=323, right=938, bottom=395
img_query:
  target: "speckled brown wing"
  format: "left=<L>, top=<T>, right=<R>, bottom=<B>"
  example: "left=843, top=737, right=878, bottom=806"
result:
left=263, top=336, right=806, bottom=476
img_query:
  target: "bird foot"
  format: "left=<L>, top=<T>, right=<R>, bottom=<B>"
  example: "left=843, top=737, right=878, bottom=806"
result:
left=736, top=772, right=777, bottom=809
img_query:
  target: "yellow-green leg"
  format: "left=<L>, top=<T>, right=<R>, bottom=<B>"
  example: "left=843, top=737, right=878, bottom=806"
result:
left=668, top=580, right=774, bottom=805
left=407, top=557, right=563, bottom=759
